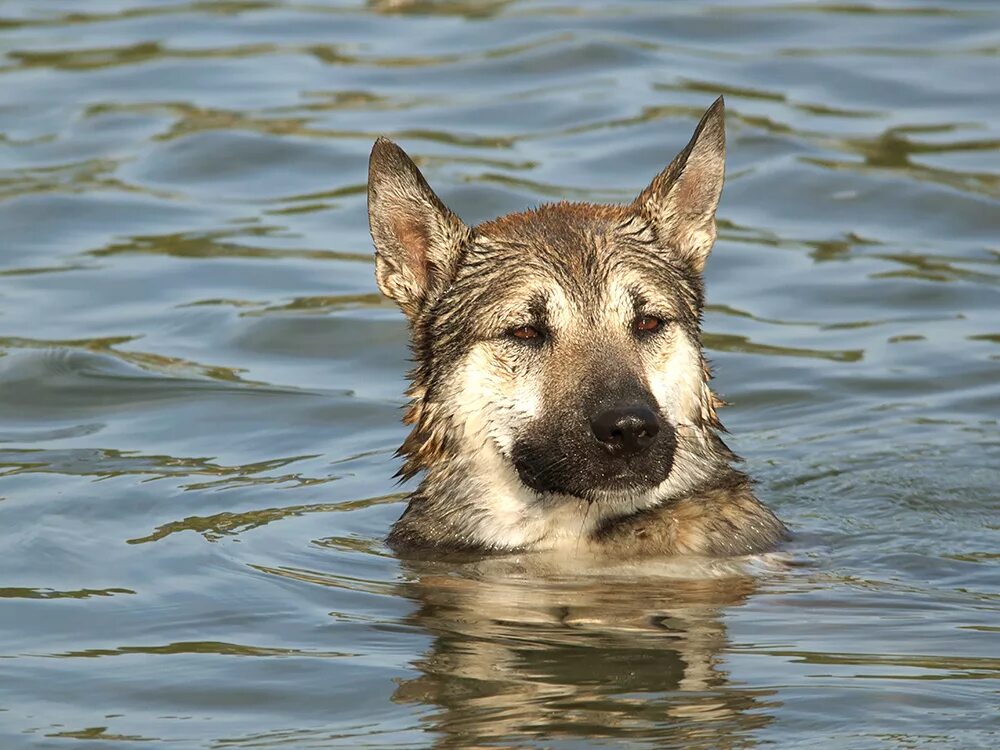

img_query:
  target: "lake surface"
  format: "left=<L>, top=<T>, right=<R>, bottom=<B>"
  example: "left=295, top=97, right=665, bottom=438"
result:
left=1, top=1, right=998, bottom=747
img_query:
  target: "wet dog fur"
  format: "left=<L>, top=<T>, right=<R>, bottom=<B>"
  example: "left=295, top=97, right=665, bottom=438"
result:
left=367, top=97, right=787, bottom=558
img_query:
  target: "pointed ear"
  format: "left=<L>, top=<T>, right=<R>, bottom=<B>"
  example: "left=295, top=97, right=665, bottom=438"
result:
left=632, top=96, right=726, bottom=273
left=368, top=137, right=471, bottom=318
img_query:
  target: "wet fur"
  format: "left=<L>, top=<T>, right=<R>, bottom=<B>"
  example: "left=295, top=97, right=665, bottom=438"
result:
left=368, top=97, right=787, bottom=558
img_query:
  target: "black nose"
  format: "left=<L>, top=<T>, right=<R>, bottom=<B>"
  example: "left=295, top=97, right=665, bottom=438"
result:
left=589, top=404, right=660, bottom=456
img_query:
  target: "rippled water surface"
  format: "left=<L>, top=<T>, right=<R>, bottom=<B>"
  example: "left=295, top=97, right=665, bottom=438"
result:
left=2, top=1, right=999, bottom=747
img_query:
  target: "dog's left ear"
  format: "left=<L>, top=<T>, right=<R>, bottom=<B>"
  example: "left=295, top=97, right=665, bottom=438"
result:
left=632, top=96, right=726, bottom=273
left=368, top=137, right=471, bottom=319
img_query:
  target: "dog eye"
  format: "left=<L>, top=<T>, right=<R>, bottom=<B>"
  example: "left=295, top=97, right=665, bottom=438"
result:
left=633, top=315, right=664, bottom=334
left=508, top=325, right=542, bottom=341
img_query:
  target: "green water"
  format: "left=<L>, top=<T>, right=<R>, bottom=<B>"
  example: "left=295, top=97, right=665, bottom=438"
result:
left=1, top=1, right=998, bottom=748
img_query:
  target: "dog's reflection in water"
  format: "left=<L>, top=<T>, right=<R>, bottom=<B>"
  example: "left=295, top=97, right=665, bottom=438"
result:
left=394, top=556, right=780, bottom=748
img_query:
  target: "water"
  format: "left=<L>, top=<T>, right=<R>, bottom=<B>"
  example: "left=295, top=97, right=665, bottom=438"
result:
left=1, top=1, right=998, bottom=747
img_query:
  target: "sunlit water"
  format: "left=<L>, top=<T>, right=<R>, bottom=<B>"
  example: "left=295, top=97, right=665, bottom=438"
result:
left=1, top=1, right=998, bottom=748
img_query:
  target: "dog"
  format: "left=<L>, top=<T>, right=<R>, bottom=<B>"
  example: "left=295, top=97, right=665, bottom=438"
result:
left=367, top=97, right=787, bottom=557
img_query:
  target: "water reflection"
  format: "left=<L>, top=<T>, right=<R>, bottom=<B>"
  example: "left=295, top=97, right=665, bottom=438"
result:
left=395, top=561, right=777, bottom=748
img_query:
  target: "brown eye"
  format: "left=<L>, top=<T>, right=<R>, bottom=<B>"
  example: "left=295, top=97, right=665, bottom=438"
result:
left=510, top=325, right=541, bottom=340
left=634, top=315, right=664, bottom=334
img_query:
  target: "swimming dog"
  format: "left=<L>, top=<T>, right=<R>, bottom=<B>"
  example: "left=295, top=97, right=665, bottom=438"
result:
left=368, top=97, right=786, bottom=557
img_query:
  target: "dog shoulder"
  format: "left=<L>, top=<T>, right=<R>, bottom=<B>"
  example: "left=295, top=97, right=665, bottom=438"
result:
left=387, top=493, right=519, bottom=557
left=592, top=476, right=788, bottom=558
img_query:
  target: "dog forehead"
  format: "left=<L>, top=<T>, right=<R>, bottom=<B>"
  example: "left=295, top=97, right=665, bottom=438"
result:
left=475, top=201, right=629, bottom=258
left=469, top=202, right=690, bottom=317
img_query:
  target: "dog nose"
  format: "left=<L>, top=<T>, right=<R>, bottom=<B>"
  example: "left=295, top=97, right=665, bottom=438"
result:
left=590, top=404, right=660, bottom=456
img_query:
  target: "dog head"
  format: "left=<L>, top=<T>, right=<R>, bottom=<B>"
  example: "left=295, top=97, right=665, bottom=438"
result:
left=369, top=98, right=728, bottom=514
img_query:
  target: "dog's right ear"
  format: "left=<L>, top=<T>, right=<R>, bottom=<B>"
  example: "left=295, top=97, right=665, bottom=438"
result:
left=368, top=138, right=470, bottom=319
